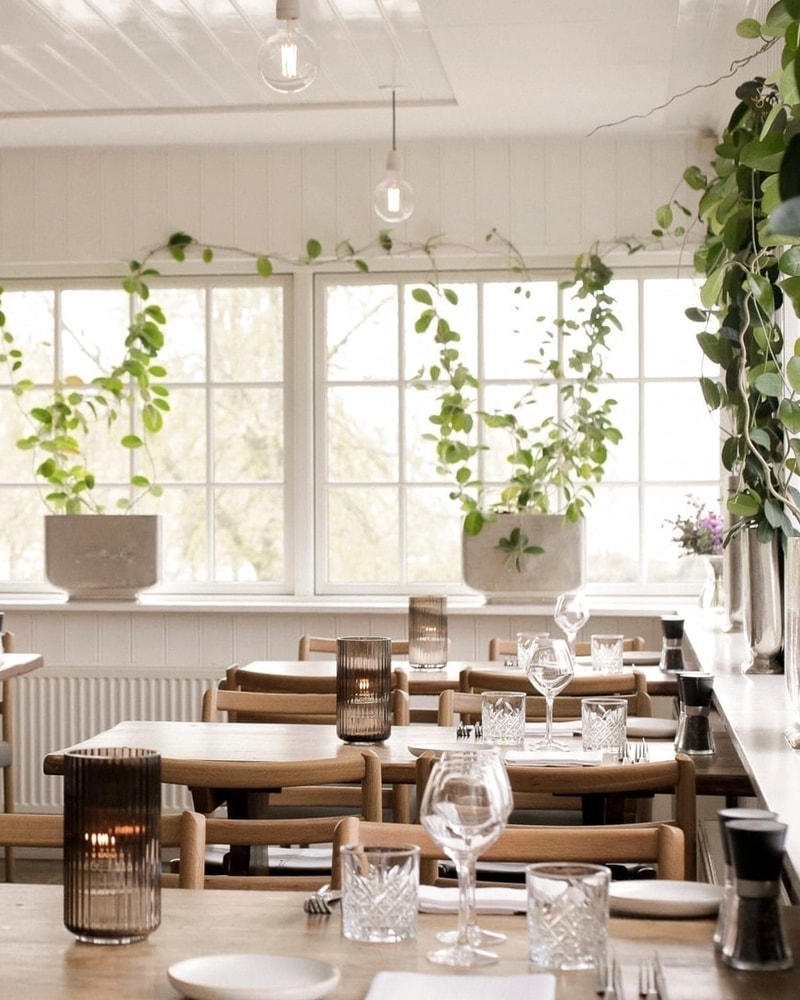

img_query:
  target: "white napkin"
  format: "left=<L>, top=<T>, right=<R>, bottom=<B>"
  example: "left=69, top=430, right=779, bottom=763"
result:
left=505, top=748, right=603, bottom=766
left=418, top=884, right=527, bottom=914
left=524, top=720, right=580, bottom=736
left=365, top=971, right=556, bottom=1000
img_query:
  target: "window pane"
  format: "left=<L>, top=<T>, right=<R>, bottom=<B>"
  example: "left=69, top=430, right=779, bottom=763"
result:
left=214, top=387, right=283, bottom=482
left=643, top=383, right=719, bottom=480
left=327, top=386, right=398, bottom=483
left=212, top=286, right=283, bottom=382
left=326, top=285, right=398, bottom=381
left=215, top=487, right=284, bottom=582
left=61, top=288, right=130, bottom=379
left=328, top=487, right=399, bottom=583
left=643, top=278, right=703, bottom=378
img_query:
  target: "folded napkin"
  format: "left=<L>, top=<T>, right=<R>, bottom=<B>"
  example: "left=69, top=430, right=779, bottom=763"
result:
left=505, top=748, right=603, bottom=766
left=365, top=971, right=556, bottom=1000
left=418, top=884, right=527, bottom=914
left=524, top=720, right=580, bottom=736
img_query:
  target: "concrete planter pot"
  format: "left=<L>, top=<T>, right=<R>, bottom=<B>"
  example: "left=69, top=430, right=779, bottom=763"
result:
left=45, top=514, right=161, bottom=601
left=462, top=513, right=586, bottom=603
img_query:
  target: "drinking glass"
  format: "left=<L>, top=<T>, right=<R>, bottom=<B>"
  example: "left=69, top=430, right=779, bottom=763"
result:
left=419, top=749, right=512, bottom=967
left=553, top=592, right=590, bottom=659
left=521, top=636, right=574, bottom=751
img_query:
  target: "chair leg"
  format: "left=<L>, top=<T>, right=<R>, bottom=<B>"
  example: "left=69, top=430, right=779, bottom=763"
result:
left=3, top=766, right=14, bottom=882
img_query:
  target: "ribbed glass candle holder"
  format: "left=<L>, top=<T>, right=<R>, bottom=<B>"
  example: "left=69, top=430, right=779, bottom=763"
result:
left=63, top=747, right=161, bottom=944
left=408, top=595, right=448, bottom=670
left=336, top=636, right=392, bottom=743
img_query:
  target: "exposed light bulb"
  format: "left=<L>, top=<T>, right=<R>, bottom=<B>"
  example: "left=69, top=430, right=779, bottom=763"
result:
left=373, top=149, right=414, bottom=223
left=258, top=0, right=318, bottom=95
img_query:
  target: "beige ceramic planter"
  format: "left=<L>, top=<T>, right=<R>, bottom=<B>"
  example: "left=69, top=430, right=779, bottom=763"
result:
left=462, top=513, right=586, bottom=603
left=45, top=514, right=160, bottom=601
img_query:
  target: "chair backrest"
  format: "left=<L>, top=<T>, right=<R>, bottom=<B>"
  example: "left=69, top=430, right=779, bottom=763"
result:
left=0, top=810, right=195, bottom=887
left=178, top=812, right=346, bottom=890
left=333, top=816, right=686, bottom=885
left=229, top=664, right=410, bottom=695
left=488, top=635, right=646, bottom=661
left=298, top=635, right=409, bottom=659
left=460, top=668, right=652, bottom=718
left=178, top=749, right=384, bottom=823
left=416, top=752, right=696, bottom=879
left=202, top=685, right=410, bottom=726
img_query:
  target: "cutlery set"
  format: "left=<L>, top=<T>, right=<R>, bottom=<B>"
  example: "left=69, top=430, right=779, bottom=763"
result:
left=621, top=739, right=650, bottom=763
left=597, top=953, right=668, bottom=999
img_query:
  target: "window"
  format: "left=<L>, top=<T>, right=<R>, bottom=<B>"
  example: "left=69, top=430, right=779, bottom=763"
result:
left=0, top=264, right=720, bottom=597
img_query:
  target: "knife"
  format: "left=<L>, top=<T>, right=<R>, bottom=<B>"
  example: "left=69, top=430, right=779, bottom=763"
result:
left=654, top=952, right=669, bottom=1000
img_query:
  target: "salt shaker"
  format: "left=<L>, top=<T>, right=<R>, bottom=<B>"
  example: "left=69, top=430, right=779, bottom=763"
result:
left=721, top=819, right=793, bottom=971
left=658, top=615, right=685, bottom=672
left=713, top=807, right=778, bottom=951
left=674, top=672, right=716, bottom=755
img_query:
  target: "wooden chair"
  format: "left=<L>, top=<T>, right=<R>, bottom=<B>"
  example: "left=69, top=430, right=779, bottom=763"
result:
left=488, top=635, right=646, bottom=661
left=460, top=667, right=652, bottom=718
left=177, top=752, right=382, bottom=880
left=0, top=810, right=196, bottom=887
left=332, top=816, right=686, bottom=887
left=201, top=685, right=409, bottom=821
left=298, top=636, right=410, bottom=659
left=416, top=751, right=697, bottom=879
left=1, top=631, right=18, bottom=880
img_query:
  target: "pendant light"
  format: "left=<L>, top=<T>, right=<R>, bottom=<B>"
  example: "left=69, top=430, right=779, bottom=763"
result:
left=258, top=0, right=318, bottom=95
left=373, top=89, right=414, bottom=223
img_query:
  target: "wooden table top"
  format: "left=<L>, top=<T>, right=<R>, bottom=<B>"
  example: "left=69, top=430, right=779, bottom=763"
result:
left=42, top=718, right=751, bottom=797
left=0, top=650, right=44, bottom=680
left=2, top=883, right=799, bottom=999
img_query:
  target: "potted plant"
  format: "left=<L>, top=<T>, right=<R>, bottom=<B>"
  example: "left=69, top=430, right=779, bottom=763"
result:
left=654, top=1, right=800, bottom=667
left=0, top=243, right=177, bottom=599
left=412, top=241, right=623, bottom=600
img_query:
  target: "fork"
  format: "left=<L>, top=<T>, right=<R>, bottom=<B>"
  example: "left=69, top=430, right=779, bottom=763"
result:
left=639, top=957, right=657, bottom=998
left=302, top=883, right=342, bottom=915
left=623, top=739, right=650, bottom=763
left=596, top=954, right=625, bottom=998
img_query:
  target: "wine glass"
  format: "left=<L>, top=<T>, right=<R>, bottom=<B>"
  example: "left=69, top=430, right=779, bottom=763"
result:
left=553, top=591, right=590, bottom=659
left=521, top=635, right=574, bottom=751
left=419, top=749, right=512, bottom=967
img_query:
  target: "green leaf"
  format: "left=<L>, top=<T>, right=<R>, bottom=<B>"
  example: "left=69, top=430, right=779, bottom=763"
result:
left=683, top=165, right=708, bottom=191
left=412, top=288, right=433, bottom=306
left=736, top=17, right=763, bottom=38
left=202, top=247, right=213, bottom=264
left=256, top=256, right=273, bottom=278
left=306, top=239, right=322, bottom=260
left=769, top=195, right=800, bottom=237
left=120, top=434, right=144, bottom=449
left=463, top=510, right=485, bottom=536
left=655, top=204, right=673, bottom=229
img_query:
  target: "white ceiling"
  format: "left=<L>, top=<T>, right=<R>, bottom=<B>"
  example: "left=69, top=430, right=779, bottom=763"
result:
left=0, top=0, right=773, bottom=148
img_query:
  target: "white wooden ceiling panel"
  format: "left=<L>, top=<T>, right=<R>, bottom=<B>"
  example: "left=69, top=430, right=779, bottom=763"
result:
left=0, top=0, right=769, bottom=146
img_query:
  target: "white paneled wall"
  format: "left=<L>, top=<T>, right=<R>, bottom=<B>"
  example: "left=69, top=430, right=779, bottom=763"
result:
left=0, top=136, right=712, bottom=269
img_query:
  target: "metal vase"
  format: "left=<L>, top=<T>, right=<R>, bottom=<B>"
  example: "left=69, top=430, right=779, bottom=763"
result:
left=742, top=528, right=783, bottom=674
left=784, top=536, right=800, bottom=745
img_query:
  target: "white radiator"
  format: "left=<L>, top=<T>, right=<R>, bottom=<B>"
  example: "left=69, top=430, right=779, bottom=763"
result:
left=16, top=669, right=220, bottom=811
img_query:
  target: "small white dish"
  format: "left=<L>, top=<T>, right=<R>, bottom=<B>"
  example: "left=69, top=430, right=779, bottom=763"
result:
left=407, top=740, right=502, bottom=757
left=167, top=954, right=340, bottom=1000
left=626, top=717, right=678, bottom=740
left=609, top=880, right=722, bottom=918
left=622, top=650, right=661, bottom=665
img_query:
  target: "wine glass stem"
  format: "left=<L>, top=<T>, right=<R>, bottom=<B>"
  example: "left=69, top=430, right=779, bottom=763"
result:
left=455, top=852, right=478, bottom=948
left=545, top=694, right=554, bottom=744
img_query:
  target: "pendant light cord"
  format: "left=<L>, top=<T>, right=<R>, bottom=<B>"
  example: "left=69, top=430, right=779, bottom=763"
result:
left=392, top=89, right=397, bottom=152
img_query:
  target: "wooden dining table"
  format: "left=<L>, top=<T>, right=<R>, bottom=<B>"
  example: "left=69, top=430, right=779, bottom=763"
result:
left=1, top=650, right=45, bottom=682
left=3, top=882, right=800, bottom=999
left=42, top=718, right=752, bottom=802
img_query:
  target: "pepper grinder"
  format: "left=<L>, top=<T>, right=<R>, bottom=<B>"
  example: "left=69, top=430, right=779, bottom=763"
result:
left=722, top=819, right=793, bottom=972
left=658, top=615, right=685, bottom=672
left=674, top=672, right=716, bottom=756
left=713, top=807, right=778, bottom=951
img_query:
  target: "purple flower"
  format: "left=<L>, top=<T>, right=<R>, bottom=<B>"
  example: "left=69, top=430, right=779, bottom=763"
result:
left=664, top=497, right=724, bottom=556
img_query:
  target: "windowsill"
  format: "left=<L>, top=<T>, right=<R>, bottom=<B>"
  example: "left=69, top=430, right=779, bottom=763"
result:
left=0, top=592, right=696, bottom=616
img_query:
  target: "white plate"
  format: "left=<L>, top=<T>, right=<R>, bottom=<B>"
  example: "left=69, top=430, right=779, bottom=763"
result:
left=626, top=717, right=678, bottom=740
left=167, top=954, right=340, bottom=1000
left=622, top=651, right=661, bottom=666
left=609, top=880, right=722, bottom=918
left=407, top=740, right=502, bottom=757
